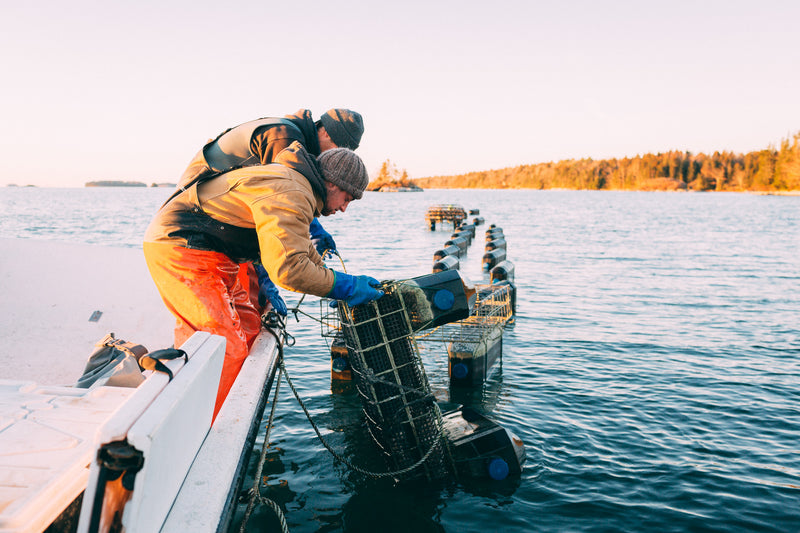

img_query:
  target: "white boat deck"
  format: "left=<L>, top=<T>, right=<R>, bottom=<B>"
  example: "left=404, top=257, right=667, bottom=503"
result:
left=0, top=238, right=175, bottom=385
left=0, top=382, right=136, bottom=533
left=0, top=238, right=279, bottom=532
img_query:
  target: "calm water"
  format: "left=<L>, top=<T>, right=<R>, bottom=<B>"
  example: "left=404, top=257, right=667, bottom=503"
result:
left=1, top=187, right=798, bottom=532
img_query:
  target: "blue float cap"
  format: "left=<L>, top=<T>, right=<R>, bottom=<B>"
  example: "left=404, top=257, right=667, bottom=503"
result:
left=331, top=357, right=348, bottom=372
left=433, top=289, right=455, bottom=310
left=488, top=458, right=510, bottom=480
left=452, top=362, right=468, bottom=379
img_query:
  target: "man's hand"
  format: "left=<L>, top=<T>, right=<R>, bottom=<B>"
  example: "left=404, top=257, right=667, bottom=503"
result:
left=327, top=271, right=384, bottom=307
left=255, top=264, right=287, bottom=316
left=309, top=218, right=337, bottom=258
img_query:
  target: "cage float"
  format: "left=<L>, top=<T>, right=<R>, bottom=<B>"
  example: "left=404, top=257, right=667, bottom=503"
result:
left=444, top=236, right=469, bottom=253
left=486, top=228, right=504, bottom=242
left=458, top=222, right=476, bottom=236
left=451, top=229, right=473, bottom=245
left=433, top=244, right=460, bottom=262
left=485, top=237, right=507, bottom=252
left=490, top=260, right=515, bottom=283
left=482, top=248, right=507, bottom=271
left=442, top=407, right=525, bottom=480
left=433, top=255, right=460, bottom=273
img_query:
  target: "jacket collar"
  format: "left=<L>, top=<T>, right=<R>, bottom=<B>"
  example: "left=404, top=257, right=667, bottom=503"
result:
left=284, top=109, right=321, bottom=156
left=273, top=141, right=327, bottom=204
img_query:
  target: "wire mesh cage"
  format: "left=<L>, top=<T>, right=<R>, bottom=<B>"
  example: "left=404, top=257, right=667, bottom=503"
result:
left=471, top=283, right=514, bottom=325
left=324, top=280, right=513, bottom=385
left=425, top=204, right=467, bottom=230
left=334, top=282, right=454, bottom=481
left=415, top=282, right=513, bottom=342
left=320, top=298, right=341, bottom=340
left=414, top=283, right=513, bottom=386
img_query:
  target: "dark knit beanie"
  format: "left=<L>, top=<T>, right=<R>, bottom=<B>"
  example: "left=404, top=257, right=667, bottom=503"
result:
left=320, top=109, right=364, bottom=150
left=318, top=148, right=369, bottom=199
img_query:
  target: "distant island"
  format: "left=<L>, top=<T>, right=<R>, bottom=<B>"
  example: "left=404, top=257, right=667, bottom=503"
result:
left=85, top=181, right=177, bottom=188
left=86, top=180, right=147, bottom=187
left=366, top=159, right=423, bottom=192
left=371, top=185, right=423, bottom=192
left=413, top=131, right=800, bottom=192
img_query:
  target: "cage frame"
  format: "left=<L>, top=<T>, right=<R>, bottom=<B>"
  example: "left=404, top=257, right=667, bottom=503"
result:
left=333, top=283, right=455, bottom=481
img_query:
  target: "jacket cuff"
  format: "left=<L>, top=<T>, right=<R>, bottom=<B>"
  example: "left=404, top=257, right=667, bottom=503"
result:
left=326, top=270, right=354, bottom=300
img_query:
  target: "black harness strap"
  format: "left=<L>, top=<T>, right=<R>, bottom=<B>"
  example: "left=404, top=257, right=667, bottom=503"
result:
left=138, top=348, right=188, bottom=381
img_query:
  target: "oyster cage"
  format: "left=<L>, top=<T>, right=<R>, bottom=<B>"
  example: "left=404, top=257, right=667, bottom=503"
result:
left=322, top=282, right=512, bottom=339
left=414, top=282, right=513, bottom=387
left=415, top=282, right=514, bottom=344
left=425, top=204, right=467, bottom=230
left=334, top=282, right=454, bottom=481
left=320, top=298, right=341, bottom=340
left=470, top=282, right=514, bottom=324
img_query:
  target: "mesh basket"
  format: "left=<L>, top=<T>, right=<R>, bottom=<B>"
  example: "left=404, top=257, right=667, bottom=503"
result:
left=336, top=282, right=453, bottom=481
left=415, top=282, right=513, bottom=344
left=424, top=204, right=467, bottom=230
left=471, top=283, right=514, bottom=324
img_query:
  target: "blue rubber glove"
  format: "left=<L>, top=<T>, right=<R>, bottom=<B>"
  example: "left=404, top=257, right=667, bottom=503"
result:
left=327, top=271, right=384, bottom=307
left=309, top=218, right=337, bottom=258
left=254, top=264, right=287, bottom=316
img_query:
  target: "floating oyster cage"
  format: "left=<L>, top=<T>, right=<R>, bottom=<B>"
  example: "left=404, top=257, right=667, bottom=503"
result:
left=471, top=283, right=514, bottom=324
left=333, top=280, right=455, bottom=482
left=323, top=282, right=514, bottom=387
left=323, top=282, right=513, bottom=339
left=416, top=282, right=514, bottom=340
left=415, top=283, right=514, bottom=386
left=425, top=204, right=468, bottom=230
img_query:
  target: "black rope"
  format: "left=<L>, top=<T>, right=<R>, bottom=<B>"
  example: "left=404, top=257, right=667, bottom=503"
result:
left=239, top=321, right=289, bottom=533
left=270, top=310, right=447, bottom=479
left=280, top=356, right=446, bottom=479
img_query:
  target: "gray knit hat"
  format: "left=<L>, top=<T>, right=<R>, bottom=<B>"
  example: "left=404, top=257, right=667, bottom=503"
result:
left=318, top=148, right=369, bottom=199
left=320, top=109, right=364, bottom=150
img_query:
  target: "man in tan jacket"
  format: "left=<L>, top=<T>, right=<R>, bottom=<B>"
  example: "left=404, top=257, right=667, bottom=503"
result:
left=144, top=143, right=382, bottom=418
left=171, top=108, right=365, bottom=316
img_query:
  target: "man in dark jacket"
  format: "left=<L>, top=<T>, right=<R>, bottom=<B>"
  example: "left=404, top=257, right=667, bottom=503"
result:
left=176, top=108, right=363, bottom=190
left=172, top=109, right=364, bottom=315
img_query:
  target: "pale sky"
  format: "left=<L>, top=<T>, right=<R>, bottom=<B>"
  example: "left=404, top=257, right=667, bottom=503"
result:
left=1, top=0, right=798, bottom=187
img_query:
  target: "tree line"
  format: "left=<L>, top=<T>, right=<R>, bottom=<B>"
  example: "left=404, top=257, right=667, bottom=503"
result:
left=412, top=131, right=800, bottom=192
